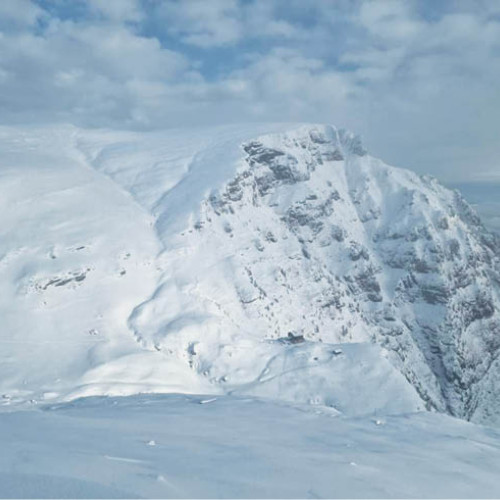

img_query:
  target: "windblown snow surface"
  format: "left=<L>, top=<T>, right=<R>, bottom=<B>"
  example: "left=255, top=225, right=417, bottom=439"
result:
left=1, top=123, right=500, bottom=498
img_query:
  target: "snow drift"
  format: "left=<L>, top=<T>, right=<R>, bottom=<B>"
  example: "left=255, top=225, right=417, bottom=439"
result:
left=2, top=394, right=500, bottom=498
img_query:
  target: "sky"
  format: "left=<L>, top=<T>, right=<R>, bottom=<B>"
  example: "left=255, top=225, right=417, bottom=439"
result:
left=1, top=0, right=499, bottom=182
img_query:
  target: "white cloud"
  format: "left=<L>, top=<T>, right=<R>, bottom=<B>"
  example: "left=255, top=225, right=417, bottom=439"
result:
left=86, top=0, right=143, bottom=22
left=158, top=0, right=302, bottom=48
left=358, top=1, right=424, bottom=41
left=160, top=0, right=243, bottom=47
left=0, top=0, right=44, bottom=27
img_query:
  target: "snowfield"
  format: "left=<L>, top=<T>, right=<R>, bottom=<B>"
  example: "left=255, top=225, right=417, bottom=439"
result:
left=1, top=123, right=500, bottom=497
left=2, top=394, right=500, bottom=499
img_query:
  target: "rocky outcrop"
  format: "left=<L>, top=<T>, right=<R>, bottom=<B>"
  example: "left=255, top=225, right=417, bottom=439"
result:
left=189, top=125, right=500, bottom=422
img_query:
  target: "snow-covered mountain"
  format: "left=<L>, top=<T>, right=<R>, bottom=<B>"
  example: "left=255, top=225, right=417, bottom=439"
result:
left=1, top=123, right=499, bottom=426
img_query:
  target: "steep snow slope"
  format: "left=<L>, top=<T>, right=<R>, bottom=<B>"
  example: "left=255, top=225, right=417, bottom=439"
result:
left=1, top=394, right=500, bottom=499
left=1, top=124, right=499, bottom=425
left=0, top=125, right=214, bottom=404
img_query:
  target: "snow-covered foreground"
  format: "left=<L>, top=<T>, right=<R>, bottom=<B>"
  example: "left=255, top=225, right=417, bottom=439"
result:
left=1, top=394, right=500, bottom=499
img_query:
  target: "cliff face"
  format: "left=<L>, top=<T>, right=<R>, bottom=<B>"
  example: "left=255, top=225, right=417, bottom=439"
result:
left=127, top=124, right=500, bottom=422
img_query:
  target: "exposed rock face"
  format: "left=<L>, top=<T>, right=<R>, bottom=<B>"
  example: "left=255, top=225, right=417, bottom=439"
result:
left=182, top=125, right=500, bottom=422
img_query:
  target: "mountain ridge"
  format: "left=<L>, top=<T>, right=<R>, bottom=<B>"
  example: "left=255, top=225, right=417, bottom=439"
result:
left=1, top=123, right=499, bottom=425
